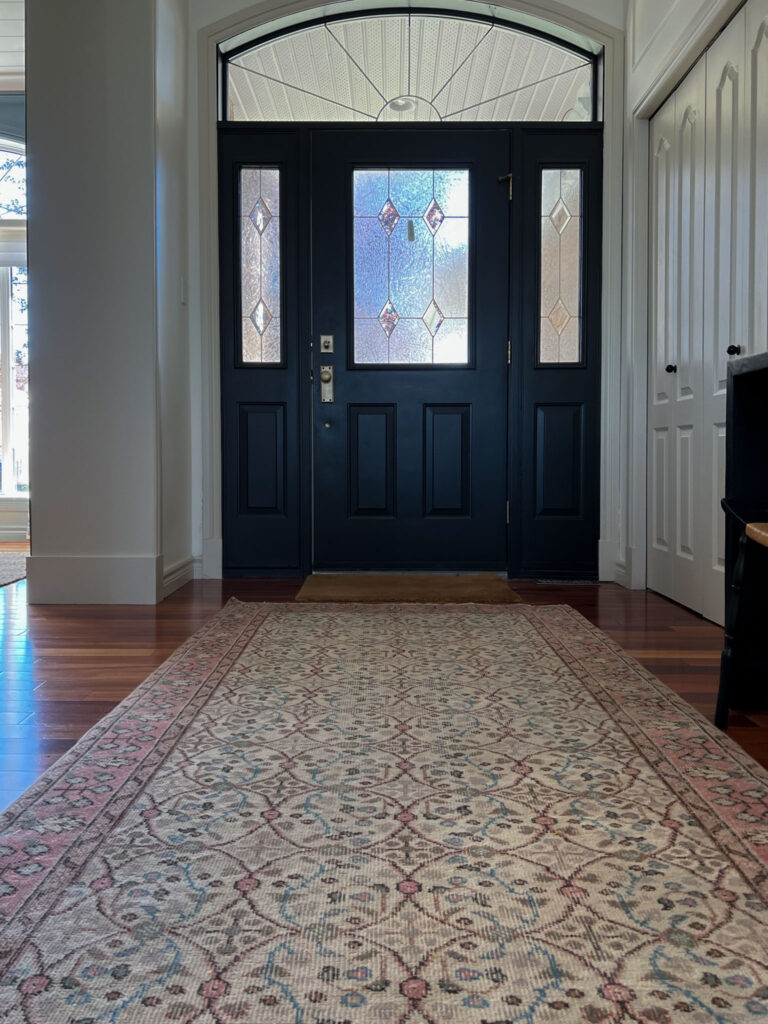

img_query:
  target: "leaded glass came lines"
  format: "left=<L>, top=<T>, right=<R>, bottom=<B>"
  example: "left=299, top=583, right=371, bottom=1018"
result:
left=353, top=169, right=469, bottom=365
left=240, top=167, right=281, bottom=364
left=540, top=168, right=582, bottom=364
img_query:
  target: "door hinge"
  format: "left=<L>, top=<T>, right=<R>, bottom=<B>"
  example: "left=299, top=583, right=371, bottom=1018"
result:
left=507, top=339, right=511, bottom=365
left=498, top=172, right=513, bottom=201
left=506, top=500, right=510, bottom=525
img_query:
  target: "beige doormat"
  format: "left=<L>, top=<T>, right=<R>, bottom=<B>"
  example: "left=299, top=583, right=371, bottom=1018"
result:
left=0, top=551, right=26, bottom=587
left=295, top=573, right=522, bottom=603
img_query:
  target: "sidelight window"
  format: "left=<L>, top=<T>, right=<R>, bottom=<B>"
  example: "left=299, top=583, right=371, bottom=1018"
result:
left=539, top=168, right=583, bottom=364
left=240, top=167, right=281, bottom=364
left=353, top=168, right=469, bottom=365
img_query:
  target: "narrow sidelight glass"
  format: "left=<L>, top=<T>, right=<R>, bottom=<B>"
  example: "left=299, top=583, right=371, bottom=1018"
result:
left=240, top=167, right=281, bottom=363
left=353, top=168, right=470, bottom=365
left=539, top=168, right=582, bottom=364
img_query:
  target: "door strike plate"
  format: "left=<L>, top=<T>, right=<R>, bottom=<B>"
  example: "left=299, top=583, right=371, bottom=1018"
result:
left=320, top=364, right=334, bottom=403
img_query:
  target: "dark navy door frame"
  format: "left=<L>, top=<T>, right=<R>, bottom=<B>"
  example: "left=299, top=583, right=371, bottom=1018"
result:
left=218, top=122, right=603, bottom=578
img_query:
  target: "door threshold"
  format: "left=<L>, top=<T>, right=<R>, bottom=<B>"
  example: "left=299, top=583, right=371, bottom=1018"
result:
left=310, top=569, right=508, bottom=577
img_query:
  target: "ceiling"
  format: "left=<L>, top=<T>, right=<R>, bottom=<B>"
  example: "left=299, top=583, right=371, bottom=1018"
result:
left=227, top=14, right=594, bottom=123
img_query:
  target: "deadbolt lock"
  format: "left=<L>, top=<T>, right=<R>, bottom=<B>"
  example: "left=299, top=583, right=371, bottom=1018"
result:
left=320, top=364, right=334, bottom=403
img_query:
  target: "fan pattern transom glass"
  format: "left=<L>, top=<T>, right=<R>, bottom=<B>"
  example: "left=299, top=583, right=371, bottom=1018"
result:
left=225, top=13, right=594, bottom=123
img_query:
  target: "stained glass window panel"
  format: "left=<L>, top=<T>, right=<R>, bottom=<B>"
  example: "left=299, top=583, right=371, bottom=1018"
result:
left=353, top=168, right=469, bottom=365
left=240, top=167, right=281, bottom=364
left=539, top=168, right=582, bottom=364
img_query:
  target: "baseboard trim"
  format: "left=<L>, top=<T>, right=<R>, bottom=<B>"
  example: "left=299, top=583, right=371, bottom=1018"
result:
left=26, top=555, right=163, bottom=604
left=162, top=556, right=196, bottom=599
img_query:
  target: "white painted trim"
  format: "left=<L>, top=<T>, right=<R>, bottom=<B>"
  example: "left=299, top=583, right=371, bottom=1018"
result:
left=162, top=554, right=196, bottom=598
left=26, top=555, right=163, bottom=604
left=193, top=0, right=626, bottom=583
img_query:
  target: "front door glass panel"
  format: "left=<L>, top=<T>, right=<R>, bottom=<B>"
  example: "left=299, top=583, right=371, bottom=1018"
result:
left=539, top=167, right=582, bottom=363
left=353, top=168, right=469, bottom=364
left=240, top=167, right=281, bottom=363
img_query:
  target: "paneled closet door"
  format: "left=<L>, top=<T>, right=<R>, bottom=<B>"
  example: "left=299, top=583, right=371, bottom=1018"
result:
left=746, top=0, right=768, bottom=359
left=702, top=10, right=746, bottom=625
left=647, top=63, right=706, bottom=613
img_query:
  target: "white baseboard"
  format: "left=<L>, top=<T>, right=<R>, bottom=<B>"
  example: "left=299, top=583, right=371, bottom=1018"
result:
left=598, top=539, right=618, bottom=581
left=202, top=536, right=222, bottom=578
left=26, top=554, right=163, bottom=604
left=161, top=555, right=196, bottom=599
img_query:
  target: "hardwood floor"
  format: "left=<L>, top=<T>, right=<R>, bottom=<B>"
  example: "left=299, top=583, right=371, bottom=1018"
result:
left=0, top=575, right=763, bottom=815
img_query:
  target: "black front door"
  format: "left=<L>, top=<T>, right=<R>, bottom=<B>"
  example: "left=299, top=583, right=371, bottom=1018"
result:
left=218, top=123, right=602, bottom=578
left=311, top=130, right=509, bottom=569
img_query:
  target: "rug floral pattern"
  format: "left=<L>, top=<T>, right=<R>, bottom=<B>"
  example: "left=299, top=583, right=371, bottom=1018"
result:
left=2, top=601, right=768, bottom=1022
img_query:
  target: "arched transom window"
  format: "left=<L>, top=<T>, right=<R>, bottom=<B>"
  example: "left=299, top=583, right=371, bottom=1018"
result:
left=224, top=13, right=597, bottom=123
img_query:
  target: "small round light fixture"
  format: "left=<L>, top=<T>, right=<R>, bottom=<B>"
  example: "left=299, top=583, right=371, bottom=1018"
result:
left=387, top=97, right=416, bottom=113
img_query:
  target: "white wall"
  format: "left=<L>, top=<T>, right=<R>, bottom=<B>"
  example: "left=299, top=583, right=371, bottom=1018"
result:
left=26, top=0, right=160, bottom=602
left=157, top=0, right=194, bottom=597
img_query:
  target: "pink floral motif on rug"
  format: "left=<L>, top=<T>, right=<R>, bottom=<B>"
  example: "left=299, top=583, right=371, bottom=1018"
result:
left=2, top=600, right=768, bottom=1023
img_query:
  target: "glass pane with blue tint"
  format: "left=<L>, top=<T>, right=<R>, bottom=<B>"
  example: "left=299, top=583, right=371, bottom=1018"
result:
left=539, top=168, right=582, bottom=364
left=354, top=219, right=389, bottom=317
left=354, top=170, right=389, bottom=216
left=353, top=168, right=470, bottom=365
left=0, top=151, right=26, bottom=219
left=434, top=217, right=469, bottom=319
left=434, top=170, right=469, bottom=217
left=389, top=169, right=434, bottom=216
left=389, top=217, right=433, bottom=318
left=240, top=167, right=281, bottom=364
left=355, top=318, right=391, bottom=363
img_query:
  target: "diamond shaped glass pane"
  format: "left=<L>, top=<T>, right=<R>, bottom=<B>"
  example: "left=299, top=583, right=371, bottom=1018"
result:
left=548, top=299, right=570, bottom=335
left=378, top=198, right=400, bottom=236
left=549, top=197, right=571, bottom=235
left=250, top=299, right=273, bottom=336
left=422, top=299, right=444, bottom=336
left=378, top=299, right=400, bottom=337
left=423, top=198, right=445, bottom=236
left=249, top=196, right=272, bottom=234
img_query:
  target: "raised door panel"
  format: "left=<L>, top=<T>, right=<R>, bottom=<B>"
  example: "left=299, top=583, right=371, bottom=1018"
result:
left=647, top=93, right=677, bottom=600
left=702, top=10, right=746, bottom=625
left=747, top=0, right=768, bottom=357
left=671, top=62, right=706, bottom=613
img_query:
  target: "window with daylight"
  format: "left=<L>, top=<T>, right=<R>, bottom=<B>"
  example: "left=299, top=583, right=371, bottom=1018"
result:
left=353, top=168, right=469, bottom=364
left=540, top=168, right=582, bottom=364
left=0, top=148, right=28, bottom=494
left=240, top=167, right=281, bottom=364
left=224, top=13, right=597, bottom=123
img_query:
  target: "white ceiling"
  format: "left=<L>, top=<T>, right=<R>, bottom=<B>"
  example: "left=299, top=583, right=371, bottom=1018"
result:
left=0, top=1, right=23, bottom=80
left=228, top=14, right=594, bottom=123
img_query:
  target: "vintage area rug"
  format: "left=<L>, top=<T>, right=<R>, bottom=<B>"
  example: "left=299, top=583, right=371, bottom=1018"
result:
left=2, top=602, right=768, bottom=1023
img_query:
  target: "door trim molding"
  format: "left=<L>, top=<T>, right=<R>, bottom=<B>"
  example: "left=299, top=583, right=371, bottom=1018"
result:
left=190, top=0, right=625, bottom=581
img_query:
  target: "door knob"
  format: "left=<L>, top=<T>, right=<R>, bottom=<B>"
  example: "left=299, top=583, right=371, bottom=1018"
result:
left=319, top=365, right=334, bottom=403
left=726, top=344, right=741, bottom=356
left=665, top=364, right=677, bottom=373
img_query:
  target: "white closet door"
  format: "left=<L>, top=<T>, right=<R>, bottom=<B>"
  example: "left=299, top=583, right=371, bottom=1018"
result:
left=647, top=93, right=677, bottom=602
left=702, top=10, right=746, bottom=625
left=746, top=0, right=768, bottom=358
left=647, top=63, right=706, bottom=611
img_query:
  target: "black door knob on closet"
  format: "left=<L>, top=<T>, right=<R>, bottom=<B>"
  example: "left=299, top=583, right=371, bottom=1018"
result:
left=726, top=344, right=741, bottom=356
left=665, top=364, right=678, bottom=373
